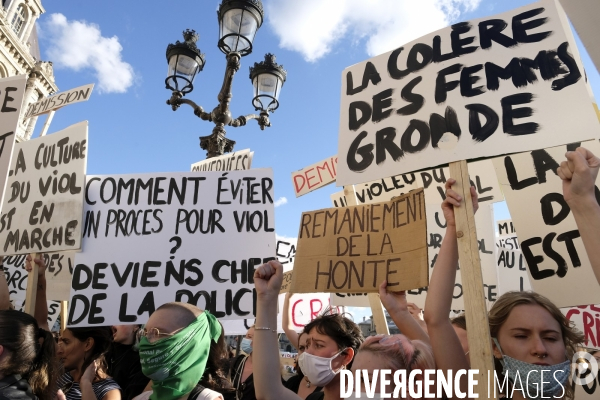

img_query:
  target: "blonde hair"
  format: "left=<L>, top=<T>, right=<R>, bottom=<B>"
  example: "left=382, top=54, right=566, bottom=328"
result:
left=489, top=291, right=584, bottom=400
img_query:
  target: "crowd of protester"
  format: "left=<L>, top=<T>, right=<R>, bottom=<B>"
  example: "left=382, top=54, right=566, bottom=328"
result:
left=0, top=148, right=598, bottom=399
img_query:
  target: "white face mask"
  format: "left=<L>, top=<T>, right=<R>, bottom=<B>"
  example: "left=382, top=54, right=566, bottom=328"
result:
left=297, top=348, right=346, bottom=387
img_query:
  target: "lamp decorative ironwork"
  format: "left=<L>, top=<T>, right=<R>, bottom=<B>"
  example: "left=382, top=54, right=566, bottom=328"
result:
left=165, top=0, right=287, bottom=158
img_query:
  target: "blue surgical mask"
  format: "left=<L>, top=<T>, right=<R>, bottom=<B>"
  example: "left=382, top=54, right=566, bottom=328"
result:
left=493, top=338, right=570, bottom=399
left=241, top=338, right=253, bottom=354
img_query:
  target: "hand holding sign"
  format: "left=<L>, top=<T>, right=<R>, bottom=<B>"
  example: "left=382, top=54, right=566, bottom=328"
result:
left=254, top=260, right=283, bottom=300
left=557, top=147, right=600, bottom=206
left=441, top=179, right=479, bottom=227
left=25, top=254, right=45, bottom=277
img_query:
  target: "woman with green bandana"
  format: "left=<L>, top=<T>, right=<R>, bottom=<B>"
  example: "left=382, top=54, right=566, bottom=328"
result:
left=133, top=302, right=224, bottom=400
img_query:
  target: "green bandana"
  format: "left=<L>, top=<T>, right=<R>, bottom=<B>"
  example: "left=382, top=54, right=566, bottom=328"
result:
left=139, top=311, right=222, bottom=400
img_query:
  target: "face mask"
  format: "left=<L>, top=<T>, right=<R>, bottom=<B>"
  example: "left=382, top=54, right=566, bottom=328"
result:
left=241, top=338, right=253, bottom=354
left=298, top=348, right=346, bottom=387
left=138, top=312, right=222, bottom=400
left=493, top=338, right=570, bottom=399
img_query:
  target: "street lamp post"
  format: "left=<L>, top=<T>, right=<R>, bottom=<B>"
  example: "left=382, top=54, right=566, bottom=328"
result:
left=165, top=0, right=287, bottom=159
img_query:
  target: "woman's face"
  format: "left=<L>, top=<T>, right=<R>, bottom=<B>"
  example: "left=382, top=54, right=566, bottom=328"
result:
left=57, top=329, right=90, bottom=371
left=245, top=327, right=255, bottom=340
left=112, top=325, right=137, bottom=345
left=494, top=304, right=567, bottom=366
left=305, top=327, right=347, bottom=371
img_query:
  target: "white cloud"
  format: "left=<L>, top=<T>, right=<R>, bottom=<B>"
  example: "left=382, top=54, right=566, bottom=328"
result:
left=41, top=14, right=134, bottom=93
left=274, top=197, right=288, bottom=207
left=266, top=0, right=481, bottom=62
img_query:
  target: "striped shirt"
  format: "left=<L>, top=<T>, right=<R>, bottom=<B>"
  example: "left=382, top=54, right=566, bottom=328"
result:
left=57, top=373, right=121, bottom=400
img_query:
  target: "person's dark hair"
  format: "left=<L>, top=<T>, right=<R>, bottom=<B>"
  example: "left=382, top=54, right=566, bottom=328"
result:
left=200, top=321, right=235, bottom=397
left=450, top=314, right=466, bottom=330
left=67, top=326, right=113, bottom=379
left=0, top=310, right=59, bottom=400
left=303, top=309, right=364, bottom=369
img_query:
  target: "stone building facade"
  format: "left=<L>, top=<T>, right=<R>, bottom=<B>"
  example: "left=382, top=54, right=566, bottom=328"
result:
left=0, top=0, right=57, bottom=142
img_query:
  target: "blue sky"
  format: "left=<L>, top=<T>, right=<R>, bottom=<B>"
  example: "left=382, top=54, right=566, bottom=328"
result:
left=33, top=0, right=600, bottom=240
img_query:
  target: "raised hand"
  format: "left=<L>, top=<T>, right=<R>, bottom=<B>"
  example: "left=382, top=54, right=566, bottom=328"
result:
left=254, top=260, right=283, bottom=299
left=379, top=279, right=408, bottom=315
left=557, top=147, right=600, bottom=206
left=441, top=178, right=478, bottom=228
left=25, top=254, right=46, bottom=277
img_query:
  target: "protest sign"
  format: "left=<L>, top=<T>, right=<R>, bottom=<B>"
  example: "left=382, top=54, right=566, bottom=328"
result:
left=495, top=240, right=532, bottom=295
left=291, top=189, right=428, bottom=293
left=336, top=0, right=600, bottom=186
left=69, top=169, right=276, bottom=327
left=497, top=219, right=516, bottom=236
left=276, top=236, right=297, bottom=267
left=493, top=141, right=600, bottom=307
left=563, top=304, right=600, bottom=350
left=0, top=121, right=88, bottom=255
left=330, top=292, right=369, bottom=307
left=331, top=190, right=347, bottom=208
left=0, top=75, right=26, bottom=208
left=2, top=252, right=73, bottom=301
left=23, top=84, right=94, bottom=119
left=280, top=271, right=293, bottom=294
left=191, top=149, right=253, bottom=172
left=292, top=156, right=337, bottom=197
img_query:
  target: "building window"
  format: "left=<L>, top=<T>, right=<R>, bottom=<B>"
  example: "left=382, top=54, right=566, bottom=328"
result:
left=11, top=4, right=26, bottom=36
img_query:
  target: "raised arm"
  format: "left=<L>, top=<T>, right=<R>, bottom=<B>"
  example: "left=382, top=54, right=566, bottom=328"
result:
left=379, top=283, right=429, bottom=344
left=25, top=254, right=49, bottom=331
left=557, top=147, right=600, bottom=286
left=423, top=179, right=474, bottom=399
left=253, top=261, right=301, bottom=400
left=282, top=292, right=300, bottom=350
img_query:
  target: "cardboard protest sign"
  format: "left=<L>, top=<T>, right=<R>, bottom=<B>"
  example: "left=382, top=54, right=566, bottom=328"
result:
left=563, top=304, right=600, bottom=350
left=0, top=75, right=27, bottom=208
left=493, top=141, right=600, bottom=307
left=2, top=252, right=73, bottom=301
left=69, top=169, right=276, bottom=327
left=292, top=156, right=337, bottom=197
left=23, top=84, right=94, bottom=119
left=0, top=121, right=87, bottom=255
left=280, top=271, right=293, bottom=294
left=291, top=189, right=428, bottom=293
left=336, top=0, right=600, bottom=186
left=191, top=149, right=253, bottom=172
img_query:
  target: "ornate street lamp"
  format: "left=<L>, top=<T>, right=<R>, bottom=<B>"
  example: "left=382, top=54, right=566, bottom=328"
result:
left=165, top=0, right=287, bottom=159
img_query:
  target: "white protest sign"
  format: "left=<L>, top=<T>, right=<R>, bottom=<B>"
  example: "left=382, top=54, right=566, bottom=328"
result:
left=330, top=292, right=370, bottom=307
left=331, top=190, right=347, bottom=208
left=497, top=219, right=516, bottom=236
left=191, top=149, right=253, bottom=172
left=493, top=140, right=600, bottom=307
left=406, top=203, right=498, bottom=310
left=0, top=75, right=26, bottom=208
left=563, top=304, right=600, bottom=350
left=24, top=84, right=94, bottom=119
left=2, top=253, right=73, bottom=301
left=69, top=169, right=276, bottom=327
left=292, top=156, right=337, bottom=197
left=495, top=240, right=532, bottom=295
left=0, top=121, right=88, bottom=255
left=336, top=0, right=600, bottom=186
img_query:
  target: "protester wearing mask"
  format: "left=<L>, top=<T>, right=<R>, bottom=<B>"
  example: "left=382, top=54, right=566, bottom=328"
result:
left=106, top=325, right=149, bottom=400
left=252, top=260, right=364, bottom=400
left=490, top=291, right=582, bottom=400
left=230, top=326, right=285, bottom=400
left=283, top=332, right=322, bottom=399
left=134, top=302, right=223, bottom=400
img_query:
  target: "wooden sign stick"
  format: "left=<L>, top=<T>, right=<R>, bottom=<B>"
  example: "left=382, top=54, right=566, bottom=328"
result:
left=24, top=252, right=38, bottom=316
left=343, top=185, right=390, bottom=335
left=60, top=300, right=68, bottom=333
left=449, top=161, right=496, bottom=399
